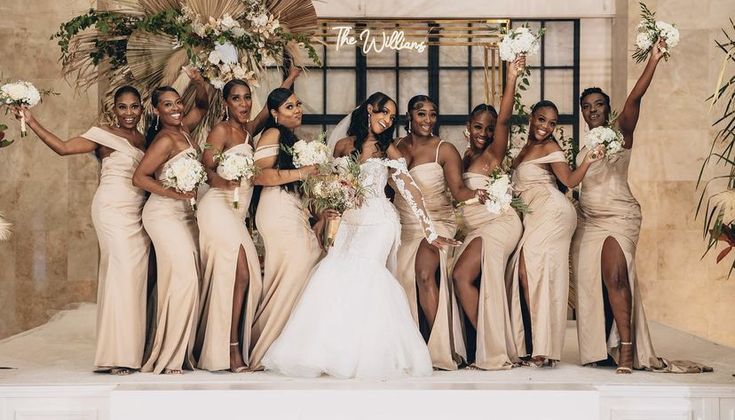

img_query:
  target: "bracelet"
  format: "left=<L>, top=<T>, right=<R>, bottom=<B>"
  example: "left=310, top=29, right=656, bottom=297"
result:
left=297, top=168, right=303, bottom=180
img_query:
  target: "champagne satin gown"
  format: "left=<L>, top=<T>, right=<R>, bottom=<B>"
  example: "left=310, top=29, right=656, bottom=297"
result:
left=391, top=140, right=466, bottom=370
left=508, top=151, right=576, bottom=362
left=248, top=144, right=322, bottom=369
left=571, top=147, right=662, bottom=369
left=82, top=127, right=150, bottom=370
left=454, top=172, right=523, bottom=369
left=194, top=142, right=263, bottom=371
left=141, top=142, right=200, bottom=373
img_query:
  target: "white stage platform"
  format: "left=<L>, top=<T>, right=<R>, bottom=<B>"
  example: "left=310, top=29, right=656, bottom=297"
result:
left=0, top=304, right=733, bottom=420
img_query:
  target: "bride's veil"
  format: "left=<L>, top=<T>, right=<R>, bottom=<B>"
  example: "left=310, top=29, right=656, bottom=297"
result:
left=326, top=109, right=355, bottom=154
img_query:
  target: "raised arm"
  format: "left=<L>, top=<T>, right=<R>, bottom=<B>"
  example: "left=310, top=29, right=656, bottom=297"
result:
left=252, top=128, right=317, bottom=186
left=13, top=107, right=97, bottom=156
left=181, top=67, right=211, bottom=132
left=132, top=135, right=193, bottom=200
left=439, top=142, right=481, bottom=202
left=488, top=55, right=525, bottom=162
left=617, top=38, right=665, bottom=145
left=548, top=143, right=603, bottom=188
left=248, top=67, right=301, bottom=136
left=202, top=123, right=239, bottom=190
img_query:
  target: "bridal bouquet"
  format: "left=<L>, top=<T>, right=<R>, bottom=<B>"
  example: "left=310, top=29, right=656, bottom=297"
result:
left=498, top=25, right=544, bottom=62
left=285, top=133, right=332, bottom=169
left=162, top=153, right=208, bottom=210
left=0, top=81, right=41, bottom=137
left=215, top=151, right=258, bottom=209
left=302, top=156, right=365, bottom=247
left=584, top=126, right=624, bottom=158
left=633, top=2, right=679, bottom=63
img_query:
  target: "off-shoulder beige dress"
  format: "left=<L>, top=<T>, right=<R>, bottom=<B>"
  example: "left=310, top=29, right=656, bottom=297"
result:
left=83, top=127, right=150, bottom=370
left=507, top=151, right=576, bottom=362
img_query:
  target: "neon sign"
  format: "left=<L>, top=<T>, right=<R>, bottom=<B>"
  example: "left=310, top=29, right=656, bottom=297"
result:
left=332, top=26, right=427, bottom=54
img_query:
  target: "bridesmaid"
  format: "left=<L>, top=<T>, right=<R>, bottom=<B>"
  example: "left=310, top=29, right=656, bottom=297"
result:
left=15, top=86, right=148, bottom=375
left=572, top=39, right=666, bottom=373
left=508, top=100, right=603, bottom=367
left=132, top=68, right=210, bottom=374
left=195, top=68, right=300, bottom=373
left=392, top=95, right=485, bottom=370
left=452, top=57, right=524, bottom=370
left=248, top=87, right=320, bottom=369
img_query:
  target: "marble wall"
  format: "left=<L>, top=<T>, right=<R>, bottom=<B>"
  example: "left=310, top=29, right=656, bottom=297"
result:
left=1, top=0, right=734, bottom=350
left=625, top=0, right=735, bottom=347
left=0, top=1, right=100, bottom=339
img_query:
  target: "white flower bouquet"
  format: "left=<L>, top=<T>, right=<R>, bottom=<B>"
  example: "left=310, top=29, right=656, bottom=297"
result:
left=499, top=25, right=544, bottom=62
left=584, top=126, right=624, bottom=158
left=215, top=152, right=257, bottom=208
left=484, top=169, right=528, bottom=215
left=162, top=153, right=208, bottom=210
left=284, top=133, right=332, bottom=169
left=0, top=81, right=41, bottom=137
left=633, top=2, right=679, bottom=63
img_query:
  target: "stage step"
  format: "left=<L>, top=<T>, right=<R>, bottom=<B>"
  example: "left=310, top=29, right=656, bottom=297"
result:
left=109, top=383, right=599, bottom=420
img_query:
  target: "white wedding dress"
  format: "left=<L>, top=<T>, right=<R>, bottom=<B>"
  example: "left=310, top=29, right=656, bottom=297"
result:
left=262, top=158, right=434, bottom=379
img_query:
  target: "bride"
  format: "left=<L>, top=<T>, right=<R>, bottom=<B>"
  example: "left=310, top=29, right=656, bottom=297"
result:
left=262, top=92, right=460, bottom=379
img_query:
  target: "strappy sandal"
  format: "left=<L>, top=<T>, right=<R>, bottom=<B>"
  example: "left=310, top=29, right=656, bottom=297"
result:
left=230, top=342, right=247, bottom=373
left=616, top=342, right=633, bottom=374
left=110, top=367, right=134, bottom=376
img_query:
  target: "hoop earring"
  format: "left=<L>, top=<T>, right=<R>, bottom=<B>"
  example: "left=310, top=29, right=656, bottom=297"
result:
left=154, top=115, right=159, bottom=130
left=224, top=107, right=229, bottom=121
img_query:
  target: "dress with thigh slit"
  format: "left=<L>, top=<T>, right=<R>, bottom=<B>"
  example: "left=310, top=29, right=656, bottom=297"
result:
left=453, top=172, right=523, bottom=369
left=194, top=141, right=263, bottom=371
left=571, top=147, right=662, bottom=369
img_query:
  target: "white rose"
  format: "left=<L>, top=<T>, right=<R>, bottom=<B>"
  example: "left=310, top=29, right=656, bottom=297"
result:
left=635, top=32, right=653, bottom=50
left=214, top=41, right=239, bottom=64
left=211, top=78, right=225, bottom=90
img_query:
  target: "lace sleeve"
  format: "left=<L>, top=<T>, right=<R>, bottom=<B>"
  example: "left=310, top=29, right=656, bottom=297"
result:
left=385, top=158, right=439, bottom=242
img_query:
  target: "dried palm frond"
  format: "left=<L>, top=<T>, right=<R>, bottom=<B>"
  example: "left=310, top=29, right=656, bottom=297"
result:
left=267, top=0, right=317, bottom=34
left=57, top=0, right=318, bottom=140
left=185, top=0, right=249, bottom=19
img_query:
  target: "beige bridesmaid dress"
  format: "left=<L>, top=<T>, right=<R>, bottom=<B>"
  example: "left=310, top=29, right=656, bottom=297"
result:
left=194, top=142, right=263, bottom=371
left=571, top=148, right=662, bottom=369
left=508, top=151, right=577, bottom=362
left=141, top=141, right=200, bottom=374
left=248, top=143, right=322, bottom=369
left=82, top=127, right=150, bottom=370
left=391, top=140, right=466, bottom=370
left=454, top=172, right=523, bottom=369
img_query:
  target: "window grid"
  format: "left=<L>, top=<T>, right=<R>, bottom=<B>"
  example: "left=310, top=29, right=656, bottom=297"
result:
left=296, top=19, right=580, bottom=154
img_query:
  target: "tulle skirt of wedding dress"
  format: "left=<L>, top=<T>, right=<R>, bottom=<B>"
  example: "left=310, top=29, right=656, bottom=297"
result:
left=262, top=200, right=433, bottom=379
